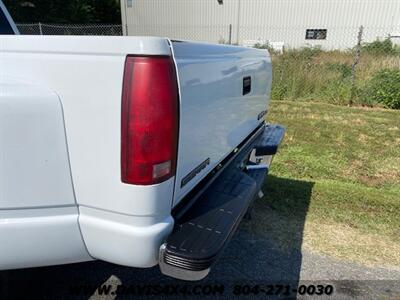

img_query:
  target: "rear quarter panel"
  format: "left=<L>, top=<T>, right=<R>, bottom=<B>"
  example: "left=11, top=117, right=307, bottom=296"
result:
left=0, top=36, right=174, bottom=216
left=0, top=36, right=176, bottom=268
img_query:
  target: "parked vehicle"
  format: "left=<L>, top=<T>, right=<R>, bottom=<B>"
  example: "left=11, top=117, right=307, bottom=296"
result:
left=0, top=2, right=284, bottom=280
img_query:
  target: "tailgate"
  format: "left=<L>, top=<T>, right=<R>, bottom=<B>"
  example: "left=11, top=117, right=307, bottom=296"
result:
left=171, top=41, right=272, bottom=206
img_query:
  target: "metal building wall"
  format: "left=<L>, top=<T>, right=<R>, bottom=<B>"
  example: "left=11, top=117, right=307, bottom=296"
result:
left=121, top=0, right=400, bottom=49
left=121, top=0, right=240, bottom=43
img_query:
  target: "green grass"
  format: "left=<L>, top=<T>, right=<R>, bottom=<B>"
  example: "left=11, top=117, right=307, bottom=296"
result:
left=243, top=100, right=400, bottom=266
left=270, top=48, right=400, bottom=108
left=269, top=101, right=400, bottom=189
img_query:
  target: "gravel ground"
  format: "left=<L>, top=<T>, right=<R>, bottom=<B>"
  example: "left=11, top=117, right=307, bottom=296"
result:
left=1, top=226, right=399, bottom=300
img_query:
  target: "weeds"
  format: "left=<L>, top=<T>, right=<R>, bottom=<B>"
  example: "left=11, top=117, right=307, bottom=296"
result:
left=361, top=69, right=400, bottom=109
left=265, top=42, right=400, bottom=109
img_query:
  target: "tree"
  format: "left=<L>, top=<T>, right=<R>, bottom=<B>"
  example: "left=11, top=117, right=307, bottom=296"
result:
left=3, top=0, right=121, bottom=24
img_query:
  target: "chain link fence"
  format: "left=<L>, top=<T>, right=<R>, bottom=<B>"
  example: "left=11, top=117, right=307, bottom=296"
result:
left=126, top=23, right=400, bottom=109
left=15, top=22, right=400, bottom=109
left=16, top=23, right=122, bottom=36
left=261, top=26, right=400, bottom=109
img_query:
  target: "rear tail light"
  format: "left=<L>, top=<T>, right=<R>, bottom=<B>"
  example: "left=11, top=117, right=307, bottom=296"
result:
left=121, top=55, right=179, bottom=185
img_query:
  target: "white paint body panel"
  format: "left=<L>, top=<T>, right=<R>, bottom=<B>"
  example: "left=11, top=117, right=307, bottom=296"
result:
left=79, top=206, right=174, bottom=268
left=0, top=79, right=91, bottom=269
left=172, top=41, right=271, bottom=205
left=0, top=79, right=75, bottom=209
left=0, top=207, right=92, bottom=270
left=0, top=34, right=271, bottom=268
left=0, top=36, right=175, bottom=268
left=0, top=36, right=173, bottom=216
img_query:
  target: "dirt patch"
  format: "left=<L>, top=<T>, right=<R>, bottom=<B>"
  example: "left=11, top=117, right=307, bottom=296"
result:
left=302, top=222, right=400, bottom=269
left=245, top=198, right=400, bottom=268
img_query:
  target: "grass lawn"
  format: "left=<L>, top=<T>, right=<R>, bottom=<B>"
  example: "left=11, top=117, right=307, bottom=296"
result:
left=243, top=100, right=400, bottom=267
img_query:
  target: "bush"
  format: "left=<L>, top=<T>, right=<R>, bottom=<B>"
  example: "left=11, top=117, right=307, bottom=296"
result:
left=362, top=69, right=400, bottom=109
left=253, top=42, right=281, bottom=55
left=253, top=42, right=269, bottom=49
left=361, top=38, right=400, bottom=56
left=285, top=46, right=323, bottom=61
left=270, top=46, right=400, bottom=108
left=271, top=49, right=353, bottom=103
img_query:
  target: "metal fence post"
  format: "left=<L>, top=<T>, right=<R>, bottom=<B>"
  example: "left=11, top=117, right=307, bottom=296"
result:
left=228, top=24, right=232, bottom=44
left=38, top=22, right=43, bottom=35
left=350, top=25, right=364, bottom=106
left=236, top=0, right=241, bottom=44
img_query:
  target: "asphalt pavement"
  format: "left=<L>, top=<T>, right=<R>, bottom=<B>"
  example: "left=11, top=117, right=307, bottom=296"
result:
left=1, top=225, right=399, bottom=300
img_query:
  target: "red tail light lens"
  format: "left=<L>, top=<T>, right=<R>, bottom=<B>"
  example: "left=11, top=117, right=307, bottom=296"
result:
left=121, top=56, right=179, bottom=185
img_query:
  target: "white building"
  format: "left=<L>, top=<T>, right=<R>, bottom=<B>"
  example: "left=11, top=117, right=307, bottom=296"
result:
left=121, top=0, right=400, bottom=49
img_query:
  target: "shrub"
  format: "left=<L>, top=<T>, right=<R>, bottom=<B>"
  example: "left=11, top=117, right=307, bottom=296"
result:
left=253, top=42, right=269, bottom=49
left=270, top=47, right=400, bottom=108
left=253, top=42, right=281, bottom=55
left=271, top=50, right=353, bottom=103
left=320, top=79, right=352, bottom=105
left=361, top=38, right=400, bottom=56
left=361, top=69, right=400, bottom=109
left=285, top=46, right=323, bottom=61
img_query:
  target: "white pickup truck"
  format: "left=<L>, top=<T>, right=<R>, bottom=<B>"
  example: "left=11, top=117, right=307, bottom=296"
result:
left=0, top=3, right=284, bottom=280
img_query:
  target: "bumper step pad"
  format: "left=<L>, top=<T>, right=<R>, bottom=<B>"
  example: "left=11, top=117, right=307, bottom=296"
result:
left=159, top=124, right=285, bottom=280
left=254, top=124, right=285, bottom=156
